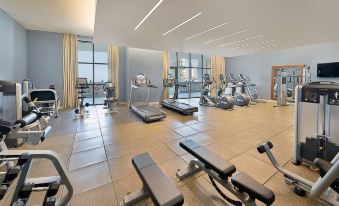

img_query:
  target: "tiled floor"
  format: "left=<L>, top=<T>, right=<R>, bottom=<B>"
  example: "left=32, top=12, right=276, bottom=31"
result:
left=4, top=100, right=324, bottom=206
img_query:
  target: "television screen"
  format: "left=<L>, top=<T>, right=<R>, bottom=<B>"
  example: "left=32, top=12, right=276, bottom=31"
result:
left=317, top=62, right=339, bottom=77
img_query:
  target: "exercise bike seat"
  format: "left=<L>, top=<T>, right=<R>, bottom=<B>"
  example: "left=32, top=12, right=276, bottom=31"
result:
left=231, top=172, right=275, bottom=205
left=180, top=140, right=236, bottom=179
left=314, top=158, right=339, bottom=193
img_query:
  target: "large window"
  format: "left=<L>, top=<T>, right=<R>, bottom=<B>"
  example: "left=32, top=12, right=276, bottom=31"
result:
left=170, top=52, right=211, bottom=98
left=77, top=40, right=108, bottom=105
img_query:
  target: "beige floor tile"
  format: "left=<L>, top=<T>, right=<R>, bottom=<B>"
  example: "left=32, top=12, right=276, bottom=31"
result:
left=113, top=173, right=153, bottom=206
left=72, top=136, right=103, bottom=153
left=188, top=122, right=212, bottom=132
left=173, top=126, right=199, bottom=137
left=75, top=129, right=102, bottom=141
left=230, top=154, right=277, bottom=184
left=166, top=138, right=188, bottom=155
left=68, top=147, right=107, bottom=171
left=159, top=156, right=195, bottom=188
left=69, top=183, right=116, bottom=206
left=108, top=154, right=135, bottom=181
left=69, top=161, right=112, bottom=195
left=186, top=133, right=215, bottom=146
left=105, top=143, right=132, bottom=159
left=264, top=173, right=320, bottom=206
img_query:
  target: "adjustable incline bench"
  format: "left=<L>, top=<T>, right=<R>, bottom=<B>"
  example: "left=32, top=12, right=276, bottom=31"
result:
left=176, top=140, right=275, bottom=206
left=121, top=153, right=184, bottom=206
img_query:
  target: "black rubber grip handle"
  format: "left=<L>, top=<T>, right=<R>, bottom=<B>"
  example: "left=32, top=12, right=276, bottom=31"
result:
left=257, top=141, right=273, bottom=154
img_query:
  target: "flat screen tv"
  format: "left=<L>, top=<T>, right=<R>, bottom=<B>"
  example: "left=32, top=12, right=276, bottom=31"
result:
left=317, top=62, right=339, bottom=77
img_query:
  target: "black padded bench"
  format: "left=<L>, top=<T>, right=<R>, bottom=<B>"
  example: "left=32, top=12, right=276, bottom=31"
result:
left=122, top=153, right=184, bottom=206
left=178, top=139, right=275, bottom=206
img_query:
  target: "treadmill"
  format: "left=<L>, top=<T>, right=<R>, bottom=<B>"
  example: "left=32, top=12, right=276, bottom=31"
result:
left=160, top=75, right=198, bottom=115
left=129, top=73, right=166, bottom=122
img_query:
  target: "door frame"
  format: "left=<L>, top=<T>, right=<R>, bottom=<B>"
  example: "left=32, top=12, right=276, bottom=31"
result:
left=271, top=64, right=305, bottom=100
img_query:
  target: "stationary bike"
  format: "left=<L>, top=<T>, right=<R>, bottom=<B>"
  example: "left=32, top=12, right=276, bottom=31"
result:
left=103, top=82, right=118, bottom=114
left=200, top=74, right=234, bottom=110
left=74, top=78, right=90, bottom=118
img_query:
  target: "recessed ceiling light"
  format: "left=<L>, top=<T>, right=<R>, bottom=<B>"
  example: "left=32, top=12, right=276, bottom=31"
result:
left=163, top=12, right=202, bottom=36
left=231, top=40, right=275, bottom=49
left=204, top=30, right=247, bottom=44
left=134, top=0, right=165, bottom=30
left=219, top=35, right=263, bottom=47
left=185, top=22, right=228, bottom=40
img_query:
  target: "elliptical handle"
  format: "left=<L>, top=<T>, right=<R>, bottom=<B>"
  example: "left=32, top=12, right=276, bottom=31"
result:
left=257, top=141, right=273, bottom=154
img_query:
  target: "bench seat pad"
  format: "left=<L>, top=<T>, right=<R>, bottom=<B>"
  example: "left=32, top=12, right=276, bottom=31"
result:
left=231, top=172, right=275, bottom=205
left=179, top=139, right=236, bottom=179
left=132, top=153, right=184, bottom=206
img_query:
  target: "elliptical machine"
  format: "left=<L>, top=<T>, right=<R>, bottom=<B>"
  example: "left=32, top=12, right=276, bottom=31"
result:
left=200, top=74, right=234, bottom=110
left=103, top=82, right=118, bottom=114
left=238, top=74, right=265, bottom=103
left=225, top=74, right=250, bottom=107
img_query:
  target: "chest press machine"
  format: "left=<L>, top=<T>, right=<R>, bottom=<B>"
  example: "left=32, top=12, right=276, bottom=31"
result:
left=0, top=118, right=73, bottom=206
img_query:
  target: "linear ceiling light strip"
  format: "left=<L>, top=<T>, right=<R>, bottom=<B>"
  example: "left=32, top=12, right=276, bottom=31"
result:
left=219, top=35, right=263, bottom=47
left=231, top=40, right=275, bottom=49
left=242, top=43, right=283, bottom=52
left=185, top=22, right=228, bottom=40
left=134, top=0, right=165, bottom=30
left=204, top=30, right=247, bottom=44
left=163, top=12, right=202, bottom=36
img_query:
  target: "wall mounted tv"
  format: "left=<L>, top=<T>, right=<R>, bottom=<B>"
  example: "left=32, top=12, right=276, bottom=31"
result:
left=317, top=62, right=339, bottom=77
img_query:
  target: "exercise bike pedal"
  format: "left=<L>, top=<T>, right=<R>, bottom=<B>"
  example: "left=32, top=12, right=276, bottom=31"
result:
left=293, top=187, right=306, bottom=196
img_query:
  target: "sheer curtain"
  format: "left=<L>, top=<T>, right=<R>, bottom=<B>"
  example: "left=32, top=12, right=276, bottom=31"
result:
left=108, top=45, right=120, bottom=100
left=62, top=34, right=78, bottom=109
left=161, top=50, right=170, bottom=99
left=210, top=56, right=226, bottom=96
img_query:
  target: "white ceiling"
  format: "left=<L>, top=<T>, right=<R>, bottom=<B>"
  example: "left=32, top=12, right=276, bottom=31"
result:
left=1, top=0, right=339, bottom=56
left=0, top=0, right=96, bottom=36
left=94, top=0, right=339, bottom=56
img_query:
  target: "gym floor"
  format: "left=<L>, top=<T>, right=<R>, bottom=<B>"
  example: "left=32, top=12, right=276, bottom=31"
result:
left=4, top=100, right=321, bottom=206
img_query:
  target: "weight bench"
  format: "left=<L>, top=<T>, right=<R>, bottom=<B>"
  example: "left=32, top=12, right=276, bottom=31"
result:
left=121, top=153, right=184, bottom=206
left=176, top=140, right=275, bottom=206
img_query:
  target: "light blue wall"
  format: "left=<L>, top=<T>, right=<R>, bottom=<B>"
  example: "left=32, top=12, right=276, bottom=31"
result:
left=226, top=42, right=339, bottom=99
left=0, top=9, right=27, bottom=81
left=119, top=47, right=163, bottom=102
left=26, top=30, right=63, bottom=95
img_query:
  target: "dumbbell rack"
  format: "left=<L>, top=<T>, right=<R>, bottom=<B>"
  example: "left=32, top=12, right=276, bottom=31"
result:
left=75, top=85, right=90, bottom=118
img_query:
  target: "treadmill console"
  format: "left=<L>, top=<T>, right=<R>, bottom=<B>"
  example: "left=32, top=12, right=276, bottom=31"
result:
left=301, top=82, right=339, bottom=105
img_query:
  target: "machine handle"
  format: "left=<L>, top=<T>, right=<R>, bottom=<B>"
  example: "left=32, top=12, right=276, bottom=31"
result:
left=257, top=141, right=273, bottom=154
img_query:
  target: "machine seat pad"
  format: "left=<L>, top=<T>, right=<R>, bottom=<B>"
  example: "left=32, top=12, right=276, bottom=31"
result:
left=15, top=113, right=38, bottom=128
left=179, top=140, right=236, bottom=179
left=231, top=172, right=275, bottom=205
left=314, top=158, right=339, bottom=193
left=132, top=153, right=184, bottom=206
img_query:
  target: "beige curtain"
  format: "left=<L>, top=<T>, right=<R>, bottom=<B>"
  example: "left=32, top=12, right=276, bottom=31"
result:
left=210, top=56, right=226, bottom=96
left=161, top=50, right=170, bottom=99
left=108, top=45, right=120, bottom=99
left=62, top=34, right=78, bottom=109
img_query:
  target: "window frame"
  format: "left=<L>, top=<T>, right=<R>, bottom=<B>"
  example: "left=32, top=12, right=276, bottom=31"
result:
left=170, top=52, right=211, bottom=99
left=77, top=40, right=108, bottom=105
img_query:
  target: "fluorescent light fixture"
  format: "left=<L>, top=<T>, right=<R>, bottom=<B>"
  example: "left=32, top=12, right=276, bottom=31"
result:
left=185, top=22, right=228, bottom=40
left=134, top=0, right=164, bottom=30
left=231, top=40, right=275, bottom=49
left=163, top=12, right=202, bottom=36
left=204, top=30, right=247, bottom=44
left=219, top=35, right=263, bottom=47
